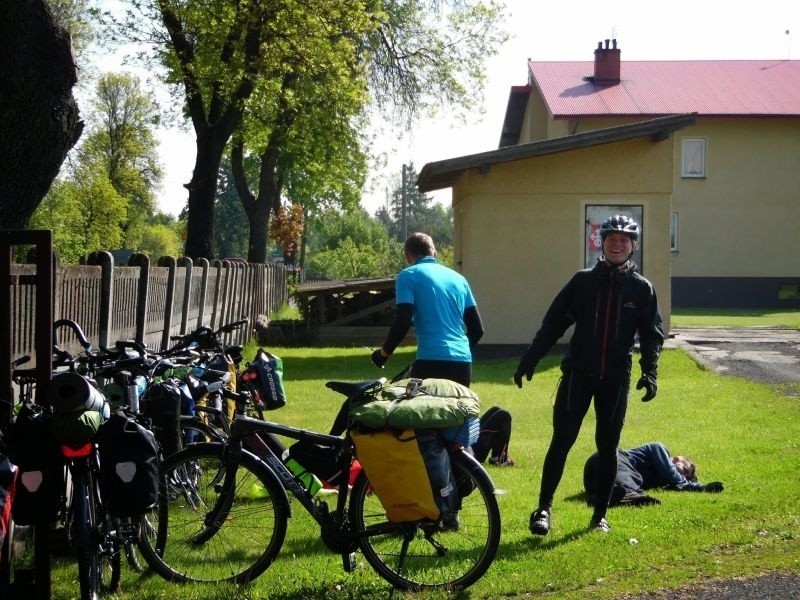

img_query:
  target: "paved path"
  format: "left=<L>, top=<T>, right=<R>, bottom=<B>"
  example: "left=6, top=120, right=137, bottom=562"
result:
left=667, top=326, right=800, bottom=384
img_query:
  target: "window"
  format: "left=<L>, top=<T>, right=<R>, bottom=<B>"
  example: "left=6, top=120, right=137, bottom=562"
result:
left=681, top=139, right=706, bottom=178
left=670, top=212, right=679, bottom=251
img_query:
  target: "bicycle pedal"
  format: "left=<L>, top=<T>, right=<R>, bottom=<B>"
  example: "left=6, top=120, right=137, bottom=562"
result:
left=342, top=552, right=357, bottom=572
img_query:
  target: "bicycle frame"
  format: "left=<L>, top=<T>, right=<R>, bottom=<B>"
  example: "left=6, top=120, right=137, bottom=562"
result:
left=231, top=416, right=348, bottom=516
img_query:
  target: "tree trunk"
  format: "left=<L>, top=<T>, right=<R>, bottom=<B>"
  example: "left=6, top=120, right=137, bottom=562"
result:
left=246, top=194, right=273, bottom=264
left=0, top=0, right=82, bottom=228
left=183, top=134, right=227, bottom=259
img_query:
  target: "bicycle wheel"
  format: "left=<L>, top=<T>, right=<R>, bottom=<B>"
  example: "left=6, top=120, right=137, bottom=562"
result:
left=98, top=537, right=122, bottom=594
left=350, top=449, right=501, bottom=591
left=71, top=466, right=104, bottom=600
left=137, top=442, right=289, bottom=583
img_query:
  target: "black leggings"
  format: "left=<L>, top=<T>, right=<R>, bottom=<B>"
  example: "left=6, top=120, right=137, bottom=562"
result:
left=538, top=367, right=630, bottom=518
left=471, top=407, right=512, bottom=463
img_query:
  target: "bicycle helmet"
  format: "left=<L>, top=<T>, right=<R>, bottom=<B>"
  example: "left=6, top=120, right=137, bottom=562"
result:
left=600, top=215, right=639, bottom=241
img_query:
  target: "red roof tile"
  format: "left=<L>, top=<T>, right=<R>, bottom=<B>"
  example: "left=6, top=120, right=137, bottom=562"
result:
left=529, top=60, right=800, bottom=117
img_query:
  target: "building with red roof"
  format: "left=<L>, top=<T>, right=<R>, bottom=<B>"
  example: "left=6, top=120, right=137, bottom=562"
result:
left=418, top=40, right=800, bottom=349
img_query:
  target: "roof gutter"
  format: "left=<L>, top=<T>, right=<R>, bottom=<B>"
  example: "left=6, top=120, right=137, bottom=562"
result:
left=417, top=113, right=697, bottom=192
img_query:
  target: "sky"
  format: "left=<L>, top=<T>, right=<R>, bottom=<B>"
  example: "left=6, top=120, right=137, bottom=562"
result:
left=101, top=0, right=800, bottom=217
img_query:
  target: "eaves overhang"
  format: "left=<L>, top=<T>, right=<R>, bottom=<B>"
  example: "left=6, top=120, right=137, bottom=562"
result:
left=417, top=113, right=697, bottom=193
left=295, top=276, right=396, bottom=298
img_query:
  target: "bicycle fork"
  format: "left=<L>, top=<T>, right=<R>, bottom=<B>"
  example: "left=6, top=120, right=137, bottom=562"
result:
left=189, top=443, right=242, bottom=545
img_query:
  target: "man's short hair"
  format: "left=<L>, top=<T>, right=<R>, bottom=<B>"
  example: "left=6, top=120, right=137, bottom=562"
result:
left=404, top=232, right=436, bottom=258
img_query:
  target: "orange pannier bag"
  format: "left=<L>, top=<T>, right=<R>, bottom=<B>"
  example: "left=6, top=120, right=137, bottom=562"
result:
left=350, top=427, right=440, bottom=523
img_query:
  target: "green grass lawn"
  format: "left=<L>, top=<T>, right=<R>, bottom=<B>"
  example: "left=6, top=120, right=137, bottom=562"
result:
left=42, top=330, right=800, bottom=599
left=671, top=307, right=800, bottom=328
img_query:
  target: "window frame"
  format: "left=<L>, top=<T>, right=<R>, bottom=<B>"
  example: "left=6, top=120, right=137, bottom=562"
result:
left=681, top=138, right=706, bottom=178
left=670, top=212, right=679, bottom=252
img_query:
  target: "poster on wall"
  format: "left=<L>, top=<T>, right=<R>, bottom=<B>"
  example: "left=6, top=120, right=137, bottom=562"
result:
left=585, top=205, right=643, bottom=271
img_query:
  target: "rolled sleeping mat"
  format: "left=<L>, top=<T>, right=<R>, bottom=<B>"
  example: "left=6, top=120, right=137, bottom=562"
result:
left=49, top=371, right=108, bottom=416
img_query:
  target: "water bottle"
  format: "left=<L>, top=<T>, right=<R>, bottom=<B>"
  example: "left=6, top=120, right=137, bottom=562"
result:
left=128, top=375, right=147, bottom=414
left=281, top=450, right=322, bottom=498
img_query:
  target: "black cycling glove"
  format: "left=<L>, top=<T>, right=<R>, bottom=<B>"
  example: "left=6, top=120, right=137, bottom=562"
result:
left=513, top=350, right=538, bottom=389
left=702, top=481, right=724, bottom=493
left=636, top=374, right=657, bottom=402
left=371, top=348, right=388, bottom=369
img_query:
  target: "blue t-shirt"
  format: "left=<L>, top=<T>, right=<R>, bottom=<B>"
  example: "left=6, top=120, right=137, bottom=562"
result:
left=395, top=256, right=477, bottom=362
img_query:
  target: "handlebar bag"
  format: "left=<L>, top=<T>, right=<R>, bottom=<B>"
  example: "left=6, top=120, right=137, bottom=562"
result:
left=5, top=404, right=63, bottom=525
left=96, top=411, right=159, bottom=517
left=350, top=427, right=440, bottom=523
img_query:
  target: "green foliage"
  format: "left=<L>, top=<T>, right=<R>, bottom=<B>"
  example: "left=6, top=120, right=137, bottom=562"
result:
left=78, top=72, right=162, bottom=248
left=269, top=302, right=302, bottom=321
left=307, top=236, right=401, bottom=279
left=34, top=71, right=164, bottom=259
left=29, top=180, right=86, bottom=263
left=435, top=244, right=455, bottom=268
left=138, top=222, right=184, bottom=259
left=305, top=206, right=404, bottom=278
left=363, top=0, right=510, bottom=124
left=102, top=0, right=507, bottom=259
left=30, top=163, right=127, bottom=263
left=49, top=344, right=800, bottom=598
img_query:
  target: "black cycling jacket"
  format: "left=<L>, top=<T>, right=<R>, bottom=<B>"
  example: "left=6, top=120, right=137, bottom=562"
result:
left=521, top=260, right=663, bottom=379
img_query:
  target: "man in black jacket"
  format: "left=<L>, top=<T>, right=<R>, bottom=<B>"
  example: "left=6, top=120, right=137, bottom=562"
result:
left=514, top=215, right=664, bottom=535
left=583, top=442, right=724, bottom=508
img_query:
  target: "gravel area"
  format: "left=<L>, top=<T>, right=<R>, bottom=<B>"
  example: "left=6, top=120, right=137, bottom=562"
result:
left=620, top=571, right=800, bottom=599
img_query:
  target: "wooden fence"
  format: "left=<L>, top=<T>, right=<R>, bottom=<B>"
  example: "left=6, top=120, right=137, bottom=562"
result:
left=10, top=251, right=289, bottom=363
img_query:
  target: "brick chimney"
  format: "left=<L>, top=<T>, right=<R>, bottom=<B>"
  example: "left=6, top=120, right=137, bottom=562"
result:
left=593, top=39, right=621, bottom=85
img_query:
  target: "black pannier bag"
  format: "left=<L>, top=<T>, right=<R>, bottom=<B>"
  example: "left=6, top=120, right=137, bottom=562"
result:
left=96, top=411, right=159, bottom=517
left=5, top=404, right=64, bottom=525
left=142, top=379, right=184, bottom=458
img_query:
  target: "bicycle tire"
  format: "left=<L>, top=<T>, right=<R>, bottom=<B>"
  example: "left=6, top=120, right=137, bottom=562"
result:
left=137, top=442, right=289, bottom=584
left=350, top=449, right=501, bottom=591
left=123, top=540, right=144, bottom=572
left=99, top=539, right=122, bottom=594
left=72, top=466, right=103, bottom=600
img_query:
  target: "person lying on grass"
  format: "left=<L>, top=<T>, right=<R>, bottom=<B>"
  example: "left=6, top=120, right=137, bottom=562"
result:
left=583, top=441, right=724, bottom=507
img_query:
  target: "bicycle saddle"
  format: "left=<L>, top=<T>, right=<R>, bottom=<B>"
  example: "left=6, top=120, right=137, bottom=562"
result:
left=325, top=378, right=384, bottom=398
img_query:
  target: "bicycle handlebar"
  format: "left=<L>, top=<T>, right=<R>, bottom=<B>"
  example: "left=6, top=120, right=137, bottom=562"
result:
left=216, top=317, right=249, bottom=335
left=53, top=318, right=92, bottom=352
left=163, top=317, right=249, bottom=356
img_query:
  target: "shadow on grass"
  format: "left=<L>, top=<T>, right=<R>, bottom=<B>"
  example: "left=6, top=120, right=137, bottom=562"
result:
left=254, top=348, right=564, bottom=386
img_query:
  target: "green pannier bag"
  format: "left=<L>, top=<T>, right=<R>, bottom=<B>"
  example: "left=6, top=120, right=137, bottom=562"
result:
left=350, top=378, right=480, bottom=430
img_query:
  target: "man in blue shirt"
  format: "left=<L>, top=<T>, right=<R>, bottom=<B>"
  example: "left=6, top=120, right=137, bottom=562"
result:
left=584, top=442, right=724, bottom=507
left=372, top=232, right=484, bottom=386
